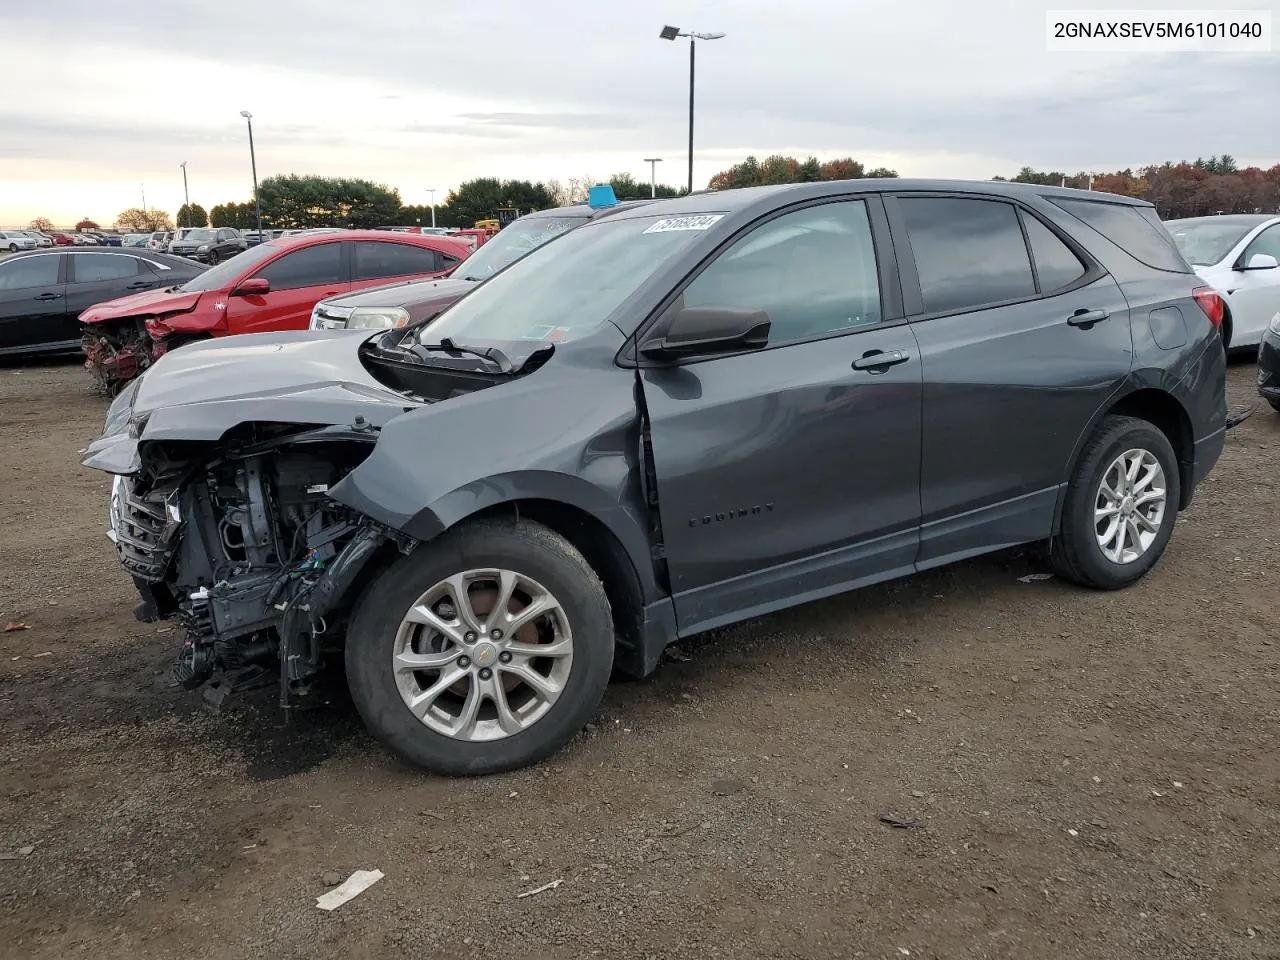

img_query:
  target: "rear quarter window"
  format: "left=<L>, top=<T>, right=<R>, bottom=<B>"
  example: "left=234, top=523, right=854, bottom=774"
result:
left=1050, top=198, right=1191, bottom=273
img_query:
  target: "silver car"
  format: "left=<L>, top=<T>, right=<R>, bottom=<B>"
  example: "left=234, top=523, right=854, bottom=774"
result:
left=1, top=231, right=39, bottom=252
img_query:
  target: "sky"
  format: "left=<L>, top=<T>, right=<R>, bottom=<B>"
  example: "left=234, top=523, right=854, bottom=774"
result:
left=0, top=0, right=1275, bottom=227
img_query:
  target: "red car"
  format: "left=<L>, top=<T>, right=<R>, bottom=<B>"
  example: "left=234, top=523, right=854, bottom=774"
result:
left=80, top=229, right=470, bottom=392
left=52, top=233, right=77, bottom=246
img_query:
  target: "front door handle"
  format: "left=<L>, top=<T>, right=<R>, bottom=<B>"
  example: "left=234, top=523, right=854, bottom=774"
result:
left=125, top=281, right=154, bottom=290
left=1067, top=308, right=1109, bottom=327
left=33, top=292, right=62, bottom=301
left=852, top=349, right=911, bottom=372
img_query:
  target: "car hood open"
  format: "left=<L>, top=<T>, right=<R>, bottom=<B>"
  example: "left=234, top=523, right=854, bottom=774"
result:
left=80, top=330, right=417, bottom=474
left=79, top=287, right=205, bottom=325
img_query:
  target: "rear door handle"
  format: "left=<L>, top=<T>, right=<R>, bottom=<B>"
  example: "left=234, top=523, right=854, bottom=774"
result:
left=852, top=349, right=911, bottom=372
left=125, top=281, right=154, bottom=290
left=1067, top=308, right=1109, bottom=327
left=33, top=292, right=62, bottom=301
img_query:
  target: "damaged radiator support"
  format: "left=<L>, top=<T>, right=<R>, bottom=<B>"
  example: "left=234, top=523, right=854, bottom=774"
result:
left=277, top=526, right=386, bottom=714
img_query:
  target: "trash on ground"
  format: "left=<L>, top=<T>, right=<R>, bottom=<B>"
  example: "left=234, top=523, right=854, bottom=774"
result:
left=315, top=869, right=383, bottom=911
left=1017, top=573, right=1054, bottom=583
left=517, top=878, right=563, bottom=898
left=3, top=623, right=31, bottom=633
left=33, top=651, right=53, bottom=658
left=880, top=815, right=921, bottom=829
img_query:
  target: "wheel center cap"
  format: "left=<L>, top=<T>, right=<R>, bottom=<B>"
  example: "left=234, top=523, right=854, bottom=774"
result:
left=1121, top=495, right=1135, bottom=516
left=472, top=641, right=499, bottom=669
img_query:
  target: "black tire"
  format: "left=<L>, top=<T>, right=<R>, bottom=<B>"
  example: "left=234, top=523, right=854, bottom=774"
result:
left=345, top=517, right=614, bottom=776
left=1050, top=414, right=1181, bottom=590
left=206, top=250, right=219, bottom=265
left=6, top=244, right=16, bottom=253
left=1268, top=398, right=1280, bottom=414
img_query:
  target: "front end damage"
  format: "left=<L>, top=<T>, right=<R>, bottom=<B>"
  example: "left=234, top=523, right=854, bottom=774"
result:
left=103, top=426, right=403, bottom=711
left=82, top=332, right=427, bottom=712
left=82, top=318, right=156, bottom=396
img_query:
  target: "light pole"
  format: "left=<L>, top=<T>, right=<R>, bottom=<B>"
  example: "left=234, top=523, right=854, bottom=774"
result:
left=240, top=110, right=263, bottom=236
left=426, top=188, right=436, bottom=228
left=643, top=158, right=663, bottom=198
left=141, top=183, right=146, bottom=210
left=660, top=25, right=725, bottom=194
left=179, top=161, right=190, bottom=226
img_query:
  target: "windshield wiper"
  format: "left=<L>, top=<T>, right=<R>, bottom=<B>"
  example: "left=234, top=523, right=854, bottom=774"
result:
left=461, top=275, right=486, bottom=282
left=412, top=336, right=516, bottom=374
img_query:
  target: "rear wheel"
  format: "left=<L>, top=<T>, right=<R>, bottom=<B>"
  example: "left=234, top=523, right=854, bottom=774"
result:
left=6, top=243, right=16, bottom=252
left=345, top=518, right=614, bottom=776
left=1050, top=415, right=1180, bottom=590
left=1268, top=398, right=1280, bottom=413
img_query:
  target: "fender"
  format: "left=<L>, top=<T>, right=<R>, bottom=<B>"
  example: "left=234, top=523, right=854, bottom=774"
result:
left=326, top=356, right=664, bottom=602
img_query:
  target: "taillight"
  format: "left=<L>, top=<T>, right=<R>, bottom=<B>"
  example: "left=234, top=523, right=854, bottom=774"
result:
left=1192, top=286, right=1225, bottom=328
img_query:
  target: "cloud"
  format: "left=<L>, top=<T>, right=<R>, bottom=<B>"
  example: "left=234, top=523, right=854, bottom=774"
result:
left=1, top=0, right=1275, bottom=223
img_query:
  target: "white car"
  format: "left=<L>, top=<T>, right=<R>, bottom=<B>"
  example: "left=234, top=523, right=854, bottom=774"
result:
left=1165, top=214, right=1280, bottom=350
left=21, top=231, right=53, bottom=248
left=0, top=230, right=39, bottom=252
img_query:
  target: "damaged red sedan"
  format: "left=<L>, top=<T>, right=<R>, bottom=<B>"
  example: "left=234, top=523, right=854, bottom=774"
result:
left=80, top=230, right=471, bottom=392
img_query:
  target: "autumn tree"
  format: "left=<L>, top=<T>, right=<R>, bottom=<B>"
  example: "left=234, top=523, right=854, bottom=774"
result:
left=115, top=208, right=174, bottom=232
left=707, top=155, right=898, bottom=190
left=75, top=219, right=100, bottom=231
left=175, top=203, right=209, bottom=228
left=28, top=217, right=54, bottom=233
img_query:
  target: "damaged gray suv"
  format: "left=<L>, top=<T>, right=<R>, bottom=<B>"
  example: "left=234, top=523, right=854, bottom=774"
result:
left=83, top=180, right=1228, bottom=776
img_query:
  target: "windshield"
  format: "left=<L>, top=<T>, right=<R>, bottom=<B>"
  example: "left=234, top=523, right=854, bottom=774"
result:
left=179, top=241, right=280, bottom=291
left=181, top=229, right=216, bottom=242
left=454, top=215, right=588, bottom=282
left=1165, top=220, right=1257, bottom=266
left=419, top=213, right=719, bottom=346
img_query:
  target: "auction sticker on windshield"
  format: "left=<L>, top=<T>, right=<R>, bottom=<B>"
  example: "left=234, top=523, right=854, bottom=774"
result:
left=643, top=215, right=724, bottom=233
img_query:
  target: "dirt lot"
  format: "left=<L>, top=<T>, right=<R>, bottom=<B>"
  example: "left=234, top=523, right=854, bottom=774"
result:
left=1, top=358, right=1276, bottom=960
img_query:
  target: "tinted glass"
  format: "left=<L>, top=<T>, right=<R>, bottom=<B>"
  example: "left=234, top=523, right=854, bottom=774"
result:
left=683, top=200, right=881, bottom=345
left=256, top=242, right=344, bottom=291
left=1243, top=224, right=1280, bottom=263
left=1052, top=198, right=1189, bottom=272
left=1022, top=214, right=1086, bottom=293
left=0, top=256, right=59, bottom=290
left=352, top=241, right=441, bottom=281
left=901, top=197, right=1035, bottom=314
left=178, top=241, right=280, bottom=292
left=73, top=253, right=139, bottom=282
left=420, top=214, right=711, bottom=345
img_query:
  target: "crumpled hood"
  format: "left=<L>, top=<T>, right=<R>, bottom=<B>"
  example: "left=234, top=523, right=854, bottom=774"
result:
left=80, top=330, right=417, bottom=474
left=80, top=287, right=204, bottom=325
left=323, top=276, right=476, bottom=311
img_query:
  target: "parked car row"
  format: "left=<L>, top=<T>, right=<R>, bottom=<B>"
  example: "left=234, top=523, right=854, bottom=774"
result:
left=75, top=178, right=1243, bottom=778
left=79, top=229, right=472, bottom=390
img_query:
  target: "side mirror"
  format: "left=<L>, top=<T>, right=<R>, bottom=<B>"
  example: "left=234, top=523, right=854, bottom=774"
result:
left=1243, top=253, right=1279, bottom=270
left=639, top=305, right=771, bottom=359
left=233, top=277, right=270, bottom=296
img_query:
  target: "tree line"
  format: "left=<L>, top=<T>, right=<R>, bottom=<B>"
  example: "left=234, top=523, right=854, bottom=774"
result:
left=27, top=154, right=1280, bottom=236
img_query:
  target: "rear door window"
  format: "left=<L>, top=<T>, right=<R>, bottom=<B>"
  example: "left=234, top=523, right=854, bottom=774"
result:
left=1050, top=198, right=1189, bottom=273
left=352, top=241, right=443, bottom=281
left=899, top=197, right=1036, bottom=314
left=72, top=253, right=140, bottom=282
left=257, top=242, right=344, bottom=291
left=1243, top=224, right=1280, bottom=263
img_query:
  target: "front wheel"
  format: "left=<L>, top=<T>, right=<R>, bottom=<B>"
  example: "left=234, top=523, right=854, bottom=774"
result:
left=1050, top=415, right=1180, bottom=590
left=206, top=250, right=219, bottom=265
left=345, top=518, right=614, bottom=776
left=1268, top=398, right=1280, bottom=414
left=6, top=244, right=16, bottom=252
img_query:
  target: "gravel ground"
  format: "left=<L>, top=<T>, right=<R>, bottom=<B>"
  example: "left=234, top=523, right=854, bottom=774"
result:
left=0, top=357, right=1276, bottom=960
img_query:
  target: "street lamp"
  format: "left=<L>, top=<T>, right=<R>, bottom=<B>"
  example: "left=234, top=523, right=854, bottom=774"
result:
left=643, top=158, right=663, bottom=198
left=239, top=110, right=263, bottom=236
left=179, top=161, right=190, bottom=227
left=425, top=188, right=436, bottom=228
left=659, top=25, right=725, bottom=194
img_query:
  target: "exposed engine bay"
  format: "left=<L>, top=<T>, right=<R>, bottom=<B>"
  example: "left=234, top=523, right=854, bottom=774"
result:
left=110, top=428, right=402, bottom=711
left=83, top=319, right=156, bottom=396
